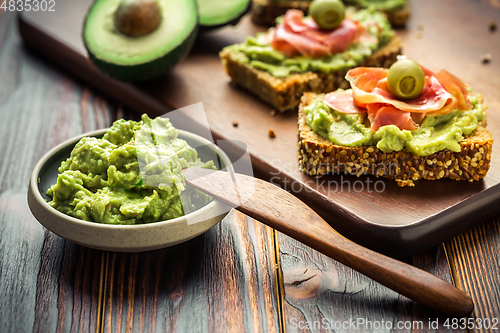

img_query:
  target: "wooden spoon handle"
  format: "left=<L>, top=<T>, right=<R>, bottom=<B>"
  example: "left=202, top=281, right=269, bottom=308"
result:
left=183, top=168, right=474, bottom=317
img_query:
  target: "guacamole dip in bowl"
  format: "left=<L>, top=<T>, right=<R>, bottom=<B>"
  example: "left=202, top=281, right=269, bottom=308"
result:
left=28, top=115, right=232, bottom=252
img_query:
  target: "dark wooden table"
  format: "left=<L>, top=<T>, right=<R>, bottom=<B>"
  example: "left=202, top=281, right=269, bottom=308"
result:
left=1, top=3, right=500, bottom=332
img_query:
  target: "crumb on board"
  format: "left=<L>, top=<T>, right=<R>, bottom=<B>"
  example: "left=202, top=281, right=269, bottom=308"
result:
left=232, top=120, right=238, bottom=127
left=417, top=24, right=424, bottom=31
left=268, top=128, right=276, bottom=138
left=270, top=110, right=277, bottom=117
left=482, top=53, right=492, bottom=64
left=416, top=31, right=423, bottom=39
left=490, top=21, right=497, bottom=32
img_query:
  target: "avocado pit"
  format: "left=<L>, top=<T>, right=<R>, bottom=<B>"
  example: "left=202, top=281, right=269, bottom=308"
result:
left=114, top=0, right=162, bottom=37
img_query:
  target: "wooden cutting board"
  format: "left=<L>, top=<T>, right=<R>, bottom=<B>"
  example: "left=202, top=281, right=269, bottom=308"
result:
left=18, top=0, right=500, bottom=257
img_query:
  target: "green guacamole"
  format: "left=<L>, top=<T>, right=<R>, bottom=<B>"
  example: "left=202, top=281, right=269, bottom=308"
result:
left=268, top=0, right=406, bottom=12
left=304, top=93, right=485, bottom=156
left=223, top=7, right=393, bottom=78
left=47, top=115, right=214, bottom=225
left=342, top=0, right=406, bottom=12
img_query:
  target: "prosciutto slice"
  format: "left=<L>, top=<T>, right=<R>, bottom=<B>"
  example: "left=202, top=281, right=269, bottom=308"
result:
left=367, top=104, right=419, bottom=132
left=322, top=64, right=471, bottom=132
left=346, top=68, right=464, bottom=115
left=434, top=70, right=472, bottom=111
left=323, top=90, right=366, bottom=114
left=270, top=10, right=374, bottom=58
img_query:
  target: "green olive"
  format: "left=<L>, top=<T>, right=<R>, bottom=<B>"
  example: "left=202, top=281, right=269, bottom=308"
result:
left=387, top=58, right=425, bottom=100
left=114, top=0, right=162, bottom=37
left=309, top=0, right=345, bottom=30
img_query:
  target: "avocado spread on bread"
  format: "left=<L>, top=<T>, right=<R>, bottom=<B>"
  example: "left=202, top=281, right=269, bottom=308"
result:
left=224, top=7, right=393, bottom=78
left=267, top=0, right=406, bottom=12
left=304, top=93, right=485, bottom=156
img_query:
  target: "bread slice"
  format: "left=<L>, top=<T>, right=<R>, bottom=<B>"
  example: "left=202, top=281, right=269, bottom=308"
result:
left=251, top=0, right=410, bottom=27
left=251, top=0, right=310, bottom=26
left=298, top=93, right=493, bottom=187
left=220, top=35, right=402, bottom=112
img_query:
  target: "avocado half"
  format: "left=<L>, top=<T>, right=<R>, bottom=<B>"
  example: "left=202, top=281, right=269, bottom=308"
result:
left=197, top=0, right=251, bottom=30
left=83, top=0, right=198, bottom=82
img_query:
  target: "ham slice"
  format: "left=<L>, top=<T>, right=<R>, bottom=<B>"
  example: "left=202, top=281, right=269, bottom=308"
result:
left=270, top=10, right=374, bottom=58
left=346, top=68, right=461, bottom=115
left=323, top=90, right=366, bottom=114
left=321, top=64, right=471, bottom=132
left=346, top=67, right=388, bottom=96
left=272, top=21, right=330, bottom=58
left=434, top=70, right=472, bottom=111
left=367, top=104, right=419, bottom=132
left=322, top=19, right=358, bottom=54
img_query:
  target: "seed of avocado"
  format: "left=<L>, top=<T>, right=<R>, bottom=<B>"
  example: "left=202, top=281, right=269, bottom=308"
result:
left=114, top=0, right=162, bottom=37
left=83, top=0, right=198, bottom=82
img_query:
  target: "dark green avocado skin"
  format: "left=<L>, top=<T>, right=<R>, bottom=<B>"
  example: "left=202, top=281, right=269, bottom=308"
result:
left=83, top=10, right=198, bottom=83
left=198, top=0, right=251, bottom=32
left=85, top=27, right=198, bottom=83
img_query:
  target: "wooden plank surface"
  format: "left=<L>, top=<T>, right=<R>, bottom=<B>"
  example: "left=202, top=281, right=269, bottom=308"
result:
left=17, top=0, right=500, bottom=257
left=0, top=10, right=107, bottom=333
left=445, top=218, right=500, bottom=330
left=102, top=212, right=280, bottom=333
left=278, top=233, right=467, bottom=332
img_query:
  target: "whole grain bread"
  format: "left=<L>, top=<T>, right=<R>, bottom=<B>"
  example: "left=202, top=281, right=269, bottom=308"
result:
left=220, top=35, right=402, bottom=112
left=298, top=92, right=493, bottom=187
left=251, top=0, right=410, bottom=27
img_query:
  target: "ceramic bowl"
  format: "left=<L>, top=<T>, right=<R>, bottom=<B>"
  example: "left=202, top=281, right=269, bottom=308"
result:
left=27, top=128, right=232, bottom=252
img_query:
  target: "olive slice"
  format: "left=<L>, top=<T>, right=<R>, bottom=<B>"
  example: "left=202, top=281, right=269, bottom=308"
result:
left=309, top=0, right=346, bottom=30
left=387, top=58, right=425, bottom=100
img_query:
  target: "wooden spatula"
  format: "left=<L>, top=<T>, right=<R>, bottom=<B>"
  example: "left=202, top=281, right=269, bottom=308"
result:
left=183, top=167, right=474, bottom=317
